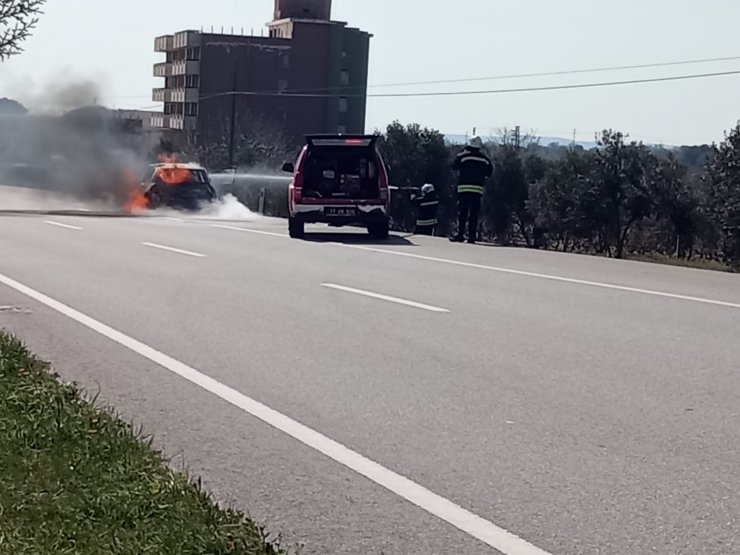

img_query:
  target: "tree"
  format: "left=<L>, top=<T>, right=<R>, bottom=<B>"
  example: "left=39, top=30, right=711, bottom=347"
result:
left=483, top=143, right=527, bottom=244
left=0, top=0, right=45, bottom=61
left=648, top=154, right=699, bottom=258
left=481, top=139, right=545, bottom=247
left=591, top=130, right=654, bottom=258
left=182, top=109, right=294, bottom=171
left=370, top=123, right=739, bottom=267
left=673, top=144, right=713, bottom=171
left=705, top=123, right=740, bottom=265
left=376, top=121, right=451, bottom=232
left=529, top=149, right=599, bottom=252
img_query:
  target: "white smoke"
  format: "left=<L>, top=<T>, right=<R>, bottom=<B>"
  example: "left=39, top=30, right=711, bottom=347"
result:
left=137, top=193, right=261, bottom=221
left=195, top=194, right=263, bottom=221
left=0, top=184, right=115, bottom=212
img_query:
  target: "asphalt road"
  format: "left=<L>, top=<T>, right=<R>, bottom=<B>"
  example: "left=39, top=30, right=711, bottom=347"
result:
left=2, top=191, right=740, bottom=554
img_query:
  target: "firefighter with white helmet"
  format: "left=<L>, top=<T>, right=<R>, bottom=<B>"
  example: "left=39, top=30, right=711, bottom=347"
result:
left=413, top=183, right=439, bottom=236
left=450, top=136, right=492, bottom=244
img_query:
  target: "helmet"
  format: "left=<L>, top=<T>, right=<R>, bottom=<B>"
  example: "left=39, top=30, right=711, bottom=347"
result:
left=421, top=183, right=435, bottom=195
left=468, top=136, right=483, bottom=149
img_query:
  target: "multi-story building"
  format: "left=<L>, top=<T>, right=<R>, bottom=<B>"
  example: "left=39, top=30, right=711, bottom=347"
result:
left=152, top=0, right=372, bottom=150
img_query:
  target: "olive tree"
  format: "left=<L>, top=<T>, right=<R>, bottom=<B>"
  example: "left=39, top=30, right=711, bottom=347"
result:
left=705, top=123, right=740, bottom=265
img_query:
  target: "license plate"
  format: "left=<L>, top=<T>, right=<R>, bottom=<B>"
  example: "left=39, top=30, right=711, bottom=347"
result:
left=325, top=207, right=357, bottom=216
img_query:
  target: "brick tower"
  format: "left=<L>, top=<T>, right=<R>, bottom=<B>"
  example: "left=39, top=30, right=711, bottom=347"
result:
left=273, top=0, right=332, bottom=20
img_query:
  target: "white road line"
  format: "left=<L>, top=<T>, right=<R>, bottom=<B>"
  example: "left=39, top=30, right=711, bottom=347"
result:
left=336, top=244, right=740, bottom=310
left=0, top=271, right=549, bottom=555
left=44, top=220, right=82, bottom=231
left=164, top=217, right=184, bottom=223
left=142, top=242, right=206, bottom=258
left=212, top=224, right=286, bottom=238
left=211, top=224, right=740, bottom=311
left=322, top=283, right=450, bottom=313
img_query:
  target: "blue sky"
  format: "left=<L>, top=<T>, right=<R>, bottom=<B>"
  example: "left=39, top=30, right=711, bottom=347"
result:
left=1, top=0, right=739, bottom=145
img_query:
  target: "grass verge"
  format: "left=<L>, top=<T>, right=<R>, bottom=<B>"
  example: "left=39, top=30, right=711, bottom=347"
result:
left=0, top=331, right=283, bottom=555
left=626, top=252, right=732, bottom=273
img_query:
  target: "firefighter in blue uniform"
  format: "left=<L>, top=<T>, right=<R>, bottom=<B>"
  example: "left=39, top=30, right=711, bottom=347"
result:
left=450, top=136, right=493, bottom=244
left=413, top=183, right=440, bottom=236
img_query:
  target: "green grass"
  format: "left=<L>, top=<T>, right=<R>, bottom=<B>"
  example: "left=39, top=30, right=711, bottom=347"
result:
left=0, top=332, right=283, bottom=555
left=626, top=252, right=733, bottom=273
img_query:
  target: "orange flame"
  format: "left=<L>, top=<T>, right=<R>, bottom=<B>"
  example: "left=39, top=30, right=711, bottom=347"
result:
left=156, top=166, right=192, bottom=186
left=122, top=168, right=149, bottom=213
left=127, top=188, right=149, bottom=212
left=155, top=153, right=192, bottom=186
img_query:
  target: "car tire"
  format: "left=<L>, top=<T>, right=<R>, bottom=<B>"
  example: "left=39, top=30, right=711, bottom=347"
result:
left=289, top=217, right=305, bottom=239
left=147, top=187, right=162, bottom=210
left=367, top=221, right=389, bottom=240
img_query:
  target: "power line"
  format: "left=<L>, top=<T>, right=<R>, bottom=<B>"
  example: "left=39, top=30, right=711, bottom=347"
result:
left=370, top=69, right=740, bottom=98
left=206, top=54, right=740, bottom=96
left=117, top=104, right=161, bottom=111
left=369, top=55, right=740, bottom=89
left=200, top=54, right=740, bottom=97
left=117, top=53, right=740, bottom=101
left=198, top=69, right=740, bottom=100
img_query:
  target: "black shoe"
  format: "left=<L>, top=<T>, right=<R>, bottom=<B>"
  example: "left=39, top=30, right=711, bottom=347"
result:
left=449, top=236, right=464, bottom=243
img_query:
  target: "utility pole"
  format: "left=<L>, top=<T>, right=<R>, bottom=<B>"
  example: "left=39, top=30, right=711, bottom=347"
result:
left=228, top=61, right=239, bottom=169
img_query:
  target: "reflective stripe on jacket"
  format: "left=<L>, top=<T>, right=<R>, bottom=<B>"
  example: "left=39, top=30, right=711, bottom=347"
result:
left=453, top=147, right=493, bottom=195
left=457, top=184, right=485, bottom=195
left=415, top=191, right=439, bottom=225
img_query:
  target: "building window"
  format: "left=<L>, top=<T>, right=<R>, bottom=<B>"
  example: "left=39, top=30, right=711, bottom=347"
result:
left=337, top=125, right=347, bottom=134
left=186, top=74, right=200, bottom=88
left=340, top=70, right=350, bottom=86
left=282, top=54, right=290, bottom=68
left=338, top=97, right=348, bottom=113
left=278, top=79, right=288, bottom=93
left=187, top=47, right=200, bottom=61
left=185, top=102, right=198, bottom=116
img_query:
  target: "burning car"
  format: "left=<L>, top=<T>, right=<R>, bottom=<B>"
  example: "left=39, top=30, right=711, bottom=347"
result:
left=136, top=161, right=218, bottom=211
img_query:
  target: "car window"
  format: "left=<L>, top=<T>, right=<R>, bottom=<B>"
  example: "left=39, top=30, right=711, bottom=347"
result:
left=144, top=168, right=157, bottom=182
left=191, top=170, right=209, bottom=184
left=306, top=147, right=377, bottom=183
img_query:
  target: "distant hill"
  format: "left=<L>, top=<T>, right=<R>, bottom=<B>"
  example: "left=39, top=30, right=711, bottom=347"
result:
left=444, top=133, right=599, bottom=150
left=442, top=132, right=713, bottom=169
left=0, top=98, right=28, bottom=116
left=442, top=133, right=681, bottom=150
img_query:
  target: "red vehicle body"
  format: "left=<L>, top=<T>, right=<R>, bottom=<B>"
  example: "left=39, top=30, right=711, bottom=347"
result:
left=283, top=135, right=391, bottom=239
